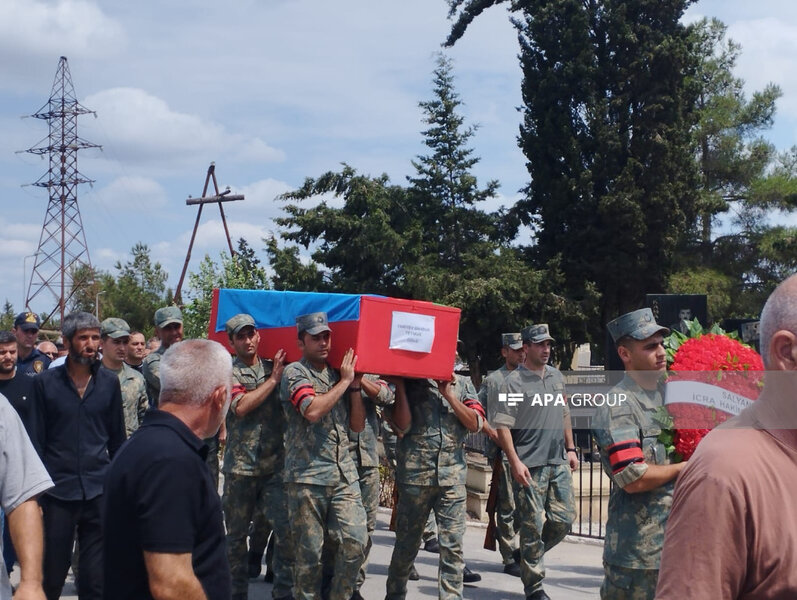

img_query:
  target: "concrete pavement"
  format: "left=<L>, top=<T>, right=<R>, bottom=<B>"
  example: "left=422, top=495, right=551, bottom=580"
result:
left=52, top=508, right=603, bottom=599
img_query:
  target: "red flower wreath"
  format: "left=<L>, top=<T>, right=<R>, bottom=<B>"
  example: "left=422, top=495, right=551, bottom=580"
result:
left=662, top=326, right=763, bottom=460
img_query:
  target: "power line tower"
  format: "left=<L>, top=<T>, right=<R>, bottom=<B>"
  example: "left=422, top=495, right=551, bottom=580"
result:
left=22, top=56, right=100, bottom=326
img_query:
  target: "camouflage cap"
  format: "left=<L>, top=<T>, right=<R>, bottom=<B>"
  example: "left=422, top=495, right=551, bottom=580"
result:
left=101, top=317, right=131, bottom=339
left=225, top=313, right=256, bottom=337
left=522, top=323, right=555, bottom=344
left=607, top=308, right=669, bottom=343
left=296, top=311, right=331, bottom=336
left=154, top=306, right=183, bottom=328
left=14, top=311, right=41, bottom=331
left=501, top=332, right=523, bottom=350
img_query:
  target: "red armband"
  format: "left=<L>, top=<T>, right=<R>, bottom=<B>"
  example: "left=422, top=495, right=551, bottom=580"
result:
left=290, top=384, right=315, bottom=413
left=463, top=398, right=486, bottom=419
left=607, top=439, right=644, bottom=474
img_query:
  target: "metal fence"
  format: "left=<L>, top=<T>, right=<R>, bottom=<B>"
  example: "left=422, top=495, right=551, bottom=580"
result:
left=465, top=370, right=615, bottom=540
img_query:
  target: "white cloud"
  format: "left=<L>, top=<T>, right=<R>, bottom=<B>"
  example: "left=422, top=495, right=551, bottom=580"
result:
left=0, top=0, right=125, bottom=92
left=90, top=175, right=168, bottom=210
left=80, top=88, right=285, bottom=171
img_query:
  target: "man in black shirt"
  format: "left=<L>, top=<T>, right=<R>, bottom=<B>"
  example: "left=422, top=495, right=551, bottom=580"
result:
left=31, top=312, right=126, bottom=600
left=103, top=339, right=233, bottom=600
left=0, top=329, right=39, bottom=577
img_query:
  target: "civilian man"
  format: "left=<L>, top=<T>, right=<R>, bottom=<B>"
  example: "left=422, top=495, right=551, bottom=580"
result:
left=31, top=312, right=126, bottom=600
left=0, top=393, right=53, bottom=600
left=656, top=276, right=797, bottom=599
left=103, top=339, right=233, bottom=600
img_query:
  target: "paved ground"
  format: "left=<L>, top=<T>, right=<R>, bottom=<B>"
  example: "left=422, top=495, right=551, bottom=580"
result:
left=49, top=508, right=603, bottom=599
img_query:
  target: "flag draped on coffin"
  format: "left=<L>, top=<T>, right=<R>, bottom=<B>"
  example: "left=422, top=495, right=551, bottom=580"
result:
left=208, top=288, right=461, bottom=380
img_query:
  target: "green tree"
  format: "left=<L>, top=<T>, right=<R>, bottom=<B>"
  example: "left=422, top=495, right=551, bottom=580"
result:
left=264, top=236, right=326, bottom=292
left=446, top=0, right=700, bottom=340
left=689, top=17, right=782, bottom=251
left=108, top=243, right=170, bottom=335
left=276, top=166, right=416, bottom=296
left=182, top=238, right=271, bottom=339
left=0, top=300, right=15, bottom=331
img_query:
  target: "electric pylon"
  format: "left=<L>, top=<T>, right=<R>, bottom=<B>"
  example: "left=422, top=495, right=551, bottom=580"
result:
left=22, top=56, right=100, bottom=326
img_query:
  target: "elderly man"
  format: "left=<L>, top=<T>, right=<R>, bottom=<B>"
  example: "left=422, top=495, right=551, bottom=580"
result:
left=656, top=277, right=797, bottom=599
left=100, top=318, right=148, bottom=436
left=592, top=309, right=686, bottom=600
left=36, top=341, right=58, bottom=362
left=13, top=312, right=50, bottom=376
left=31, top=312, right=126, bottom=600
left=222, top=314, right=292, bottom=600
left=280, top=312, right=366, bottom=600
left=493, top=324, right=577, bottom=600
left=103, top=339, right=233, bottom=600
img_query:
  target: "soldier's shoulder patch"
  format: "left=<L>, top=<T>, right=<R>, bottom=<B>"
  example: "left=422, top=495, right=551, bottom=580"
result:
left=33, top=360, right=44, bottom=373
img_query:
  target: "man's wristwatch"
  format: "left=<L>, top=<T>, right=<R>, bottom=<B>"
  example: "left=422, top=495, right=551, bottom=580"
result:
left=566, top=447, right=577, bottom=453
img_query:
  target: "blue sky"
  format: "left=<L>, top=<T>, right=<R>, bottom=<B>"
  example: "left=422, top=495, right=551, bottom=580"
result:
left=1, top=0, right=796, bottom=316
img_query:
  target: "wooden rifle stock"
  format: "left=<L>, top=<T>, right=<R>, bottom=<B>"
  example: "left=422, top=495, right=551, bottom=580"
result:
left=483, top=451, right=502, bottom=551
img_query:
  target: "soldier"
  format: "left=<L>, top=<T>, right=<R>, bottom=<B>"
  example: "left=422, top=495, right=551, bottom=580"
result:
left=13, top=311, right=50, bottom=376
left=280, top=311, right=367, bottom=600
left=142, top=306, right=223, bottom=488
left=479, top=332, right=524, bottom=577
left=125, top=331, right=147, bottom=373
left=222, top=313, right=293, bottom=600
left=345, top=373, right=394, bottom=600
left=592, top=308, right=686, bottom=600
left=100, top=318, right=148, bottom=436
left=385, top=370, right=486, bottom=600
left=493, top=324, right=578, bottom=600
left=142, top=306, right=183, bottom=409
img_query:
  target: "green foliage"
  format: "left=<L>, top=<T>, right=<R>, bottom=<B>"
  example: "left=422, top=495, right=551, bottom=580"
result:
left=264, top=236, right=326, bottom=292
left=448, top=0, right=701, bottom=342
left=182, top=238, right=271, bottom=339
left=0, top=300, right=15, bottom=331
left=667, top=266, right=734, bottom=322
left=109, top=243, right=170, bottom=335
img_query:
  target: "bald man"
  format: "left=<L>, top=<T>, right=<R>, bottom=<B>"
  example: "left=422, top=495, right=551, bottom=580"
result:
left=656, top=275, right=797, bottom=599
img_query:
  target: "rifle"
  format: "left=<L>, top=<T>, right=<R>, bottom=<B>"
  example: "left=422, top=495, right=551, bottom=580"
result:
left=389, top=481, right=399, bottom=532
left=483, top=451, right=502, bottom=551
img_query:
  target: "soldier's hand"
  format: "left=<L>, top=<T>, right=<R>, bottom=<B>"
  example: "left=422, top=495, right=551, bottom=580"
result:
left=510, top=459, right=532, bottom=488
left=271, top=349, right=286, bottom=382
left=436, top=375, right=455, bottom=399
left=568, top=451, right=579, bottom=471
left=340, top=348, right=357, bottom=384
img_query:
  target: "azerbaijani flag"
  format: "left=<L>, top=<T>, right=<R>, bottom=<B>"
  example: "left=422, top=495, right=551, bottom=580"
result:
left=208, top=288, right=461, bottom=379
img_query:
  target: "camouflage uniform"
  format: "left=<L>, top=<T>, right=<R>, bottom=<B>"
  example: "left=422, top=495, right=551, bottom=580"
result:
left=592, top=376, right=673, bottom=600
left=281, top=357, right=367, bottom=600
left=347, top=376, right=394, bottom=591
left=592, top=307, right=672, bottom=600
left=386, top=376, right=485, bottom=600
left=106, top=363, right=147, bottom=436
left=224, top=355, right=293, bottom=599
left=382, top=424, right=437, bottom=542
left=494, top=361, right=576, bottom=598
left=143, top=345, right=220, bottom=487
left=479, top=364, right=519, bottom=566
